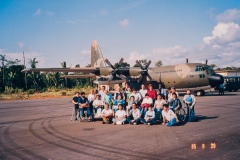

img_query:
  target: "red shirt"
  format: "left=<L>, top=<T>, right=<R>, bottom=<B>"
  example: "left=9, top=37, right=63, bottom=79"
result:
left=147, top=90, right=156, bottom=99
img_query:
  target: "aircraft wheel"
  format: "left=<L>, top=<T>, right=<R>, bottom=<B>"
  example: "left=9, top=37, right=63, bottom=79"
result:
left=234, top=89, right=238, bottom=92
left=196, top=90, right=204, bottom=96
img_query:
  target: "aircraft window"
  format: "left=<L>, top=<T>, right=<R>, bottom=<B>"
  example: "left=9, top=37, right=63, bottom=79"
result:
left=195, top=66, right=203, bottom=71
left=199, top=74, right=205, bottom=78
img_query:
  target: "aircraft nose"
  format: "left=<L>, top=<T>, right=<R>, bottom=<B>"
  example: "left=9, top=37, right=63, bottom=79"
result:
left=208, top=74, right=224, bottom=87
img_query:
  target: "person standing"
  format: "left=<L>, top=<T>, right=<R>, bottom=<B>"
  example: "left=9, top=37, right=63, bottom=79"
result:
left=88, top=89, right=96, bottom=120
left=103, top=90, right=113, bottom=108
left=183, top=90, right=197, bottom=122
left=114, top=87, right=125, bottom=100
left=78, top=92, right=91, bottom=122
left=72, top=92, right=80, bottom=121
left=219, top=83, right=224, bottom=95
left=147, top=84, right=157, bottom=100
left=139, top=84, right=147, bottom=99
left=158, top=83, right=167, bottom=100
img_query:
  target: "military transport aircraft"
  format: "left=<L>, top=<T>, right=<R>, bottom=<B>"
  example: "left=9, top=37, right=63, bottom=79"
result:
left=23, top=40, right=224, bottom=96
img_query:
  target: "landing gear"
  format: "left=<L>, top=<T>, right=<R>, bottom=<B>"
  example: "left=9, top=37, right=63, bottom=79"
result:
left=196, top=90, right=205, bottom=96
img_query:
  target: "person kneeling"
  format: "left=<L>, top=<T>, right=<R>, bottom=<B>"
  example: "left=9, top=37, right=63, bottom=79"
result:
left=127, top=103, right=141, bottom=125
left=113, top=104, right=127, bottom=125
left=161, top=104, right=179, bottom=126
left=141, top=105, right=156, bottom=125
left=101, top=104, right=113, bottom=124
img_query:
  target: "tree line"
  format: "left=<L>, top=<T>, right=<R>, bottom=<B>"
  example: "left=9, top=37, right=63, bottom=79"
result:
left=0, top=55, right=93, bottom=93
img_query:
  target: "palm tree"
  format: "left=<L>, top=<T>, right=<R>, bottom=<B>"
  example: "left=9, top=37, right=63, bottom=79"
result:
left=28, top=58, right=39, bottom=87
left=155, top=60, right=163, bottom=67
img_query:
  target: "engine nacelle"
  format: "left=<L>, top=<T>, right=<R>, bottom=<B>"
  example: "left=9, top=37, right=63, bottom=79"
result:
left=93, top=77, right=125, bottom=85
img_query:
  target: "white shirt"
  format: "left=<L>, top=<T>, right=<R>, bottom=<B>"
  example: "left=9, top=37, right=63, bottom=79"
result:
left=154, top=99, right=166, bottom=109
left=139, top=89, right=147, bottom=98
left=130, top=92, right=141, bottom=102
left=162, top=109, right=177, bottom=121
left=99, top=90, right=106, bottom=101
left=115, top=110, right=126, bottom=119
left=142, top=97, right=153, bottom=105
left=88, top=94, right=96, bottom=102
left=101, top=109, right=113, bottom=116
left=129, top=109, right=141, bottom=119
left=93, top=99, right=103, bottom=108
left=145, top=110, right=155, bottom=119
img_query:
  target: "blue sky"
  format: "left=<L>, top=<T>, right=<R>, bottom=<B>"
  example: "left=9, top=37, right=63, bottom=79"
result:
left=1, top=0, right=240, bottom=68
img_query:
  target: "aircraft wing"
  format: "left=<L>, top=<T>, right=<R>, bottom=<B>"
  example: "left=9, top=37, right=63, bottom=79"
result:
left=60, top=75, right=96, bottom=78
left=22, top=67, right=99, bottom=73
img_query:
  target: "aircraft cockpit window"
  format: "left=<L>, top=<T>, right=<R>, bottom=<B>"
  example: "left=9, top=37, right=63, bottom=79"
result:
left=195, top=66, right=203, bottom=71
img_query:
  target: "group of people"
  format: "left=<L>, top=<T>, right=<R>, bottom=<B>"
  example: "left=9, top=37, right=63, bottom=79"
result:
left=72, top=83, right=197, bottom=126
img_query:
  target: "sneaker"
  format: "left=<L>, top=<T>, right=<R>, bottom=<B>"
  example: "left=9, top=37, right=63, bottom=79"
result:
left=102, top=122, right=105, bottom=124
left=113, top=122, right=116, bottom=125
left=133, top=123, right=137, bottom=125
left=74, top=118, right=78, bottom=121
left=122, top=122, right=124, bottom=125
left=148, top=123, right=150, bottom=126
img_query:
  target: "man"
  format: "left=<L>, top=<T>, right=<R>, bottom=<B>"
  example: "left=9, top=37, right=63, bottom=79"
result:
left=99, top=86, right=106, bottom=101
left=114, top=87, right=125, bottom=100
left=93, top=94, right=103, bottom=118
left=72, top=92, right=80, bottom=121
left=88, top=89, right=96, bottom=119
left=154, top=94, right=166, bottom=121
left=141, top=93, right=153, bottom=116
left=159, top=83, right=167, bottom=99
left=78, top=92, right=91, bottom=122
left=129, top=88, right=142, bottom=105
left=127, top=103, right=141, bottom=125
left=141, top=105, right=156, bottom=125
left=101, top=104, right=113, bottom=124
left=219, top=83, right=224, bottom=95
left=103, top=90, right=113, bottom=107
left=113, top=104, right=127, bottom=125
left=183, top=90, right=197, bottom=121
left=139, top=84, right=147, bottom=99
left=162, top=104, right=179, bottom=126
left=113, top=95, right=125, bottom=113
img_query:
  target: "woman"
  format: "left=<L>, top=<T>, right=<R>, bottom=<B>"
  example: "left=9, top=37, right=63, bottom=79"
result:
left=147, top=84, right=157, bottom=100
left=168, top=92, right=182, bottom=112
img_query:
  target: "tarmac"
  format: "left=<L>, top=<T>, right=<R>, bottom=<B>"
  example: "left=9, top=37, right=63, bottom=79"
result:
left=0, top=91, right=240, bottom=160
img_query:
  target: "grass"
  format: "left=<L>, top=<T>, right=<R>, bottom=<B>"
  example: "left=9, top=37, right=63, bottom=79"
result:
left=0, top=87, right=93, bottom=101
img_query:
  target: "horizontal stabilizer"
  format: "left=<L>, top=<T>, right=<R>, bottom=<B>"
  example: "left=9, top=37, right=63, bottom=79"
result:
left=22, top=67, right=99, bottom=73
left=60, top=75, right=96, bottom=78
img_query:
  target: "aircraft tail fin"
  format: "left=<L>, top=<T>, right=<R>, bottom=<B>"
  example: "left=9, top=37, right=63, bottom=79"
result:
left=91, top=40, right=106, bottom=67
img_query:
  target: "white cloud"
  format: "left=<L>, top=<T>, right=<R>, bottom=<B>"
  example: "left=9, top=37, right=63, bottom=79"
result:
left=119, top=19, right=129, bottom=27
left=203, top=22, right=240, bottom=45
left=18, top=42, right=24, bottom=49
left=216, top=9, right=240, bottom=23
left=35, top=8, right=42, bottom=16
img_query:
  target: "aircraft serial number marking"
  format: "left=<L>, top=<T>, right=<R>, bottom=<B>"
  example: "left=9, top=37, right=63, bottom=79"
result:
left=155, top=69, right=183, bottom=74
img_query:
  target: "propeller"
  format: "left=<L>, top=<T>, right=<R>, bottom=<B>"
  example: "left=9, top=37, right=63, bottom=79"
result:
left=135, top=60, right=152, bottom=82
left=206, top=59, right=208, bottom=65
left=105, top=58, right=125, bottom=82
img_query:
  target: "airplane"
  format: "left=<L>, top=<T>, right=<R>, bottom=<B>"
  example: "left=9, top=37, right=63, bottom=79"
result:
left=22, top=40, right=224, bottom=96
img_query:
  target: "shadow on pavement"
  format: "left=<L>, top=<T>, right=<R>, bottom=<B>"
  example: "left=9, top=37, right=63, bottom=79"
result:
left=196, top=115, right=219, bottom=121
